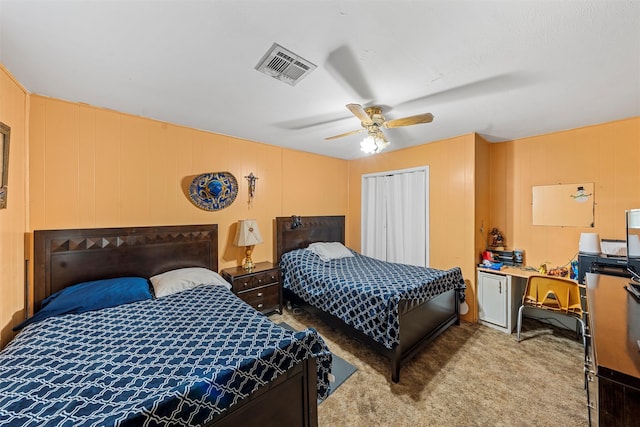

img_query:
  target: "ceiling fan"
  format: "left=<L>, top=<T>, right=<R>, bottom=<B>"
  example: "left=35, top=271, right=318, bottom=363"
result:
left=325, top=103, right=434, bottom=153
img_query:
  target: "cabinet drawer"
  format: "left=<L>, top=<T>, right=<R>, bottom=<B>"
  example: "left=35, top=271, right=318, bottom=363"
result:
left=232, top=270, right=280, bottom=292
left=238, top=284, right=280, bottom=312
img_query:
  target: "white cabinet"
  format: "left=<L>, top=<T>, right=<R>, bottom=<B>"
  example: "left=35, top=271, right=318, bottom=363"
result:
left=478, top=271, right=510, bottom=331
left=477, top=268, right=550, bottom=334
left=477, top=270, right=525, bottom=334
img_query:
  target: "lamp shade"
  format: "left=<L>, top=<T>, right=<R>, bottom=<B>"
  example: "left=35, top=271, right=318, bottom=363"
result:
left=579, top=232, right=600, bottom=254
left=234, top=219, right=263, bottom=247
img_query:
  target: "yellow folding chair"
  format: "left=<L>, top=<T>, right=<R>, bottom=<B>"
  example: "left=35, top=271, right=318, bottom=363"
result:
left=516, top=274, right=586, bottom=349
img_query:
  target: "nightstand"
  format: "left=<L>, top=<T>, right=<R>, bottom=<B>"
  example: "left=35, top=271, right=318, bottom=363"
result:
left=220, top=262, right=282, bottom=315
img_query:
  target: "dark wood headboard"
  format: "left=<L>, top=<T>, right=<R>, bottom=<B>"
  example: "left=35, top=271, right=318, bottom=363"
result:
left=274, top=216, right=345, bottom=264
left=33, top=224, right=218, bottom=312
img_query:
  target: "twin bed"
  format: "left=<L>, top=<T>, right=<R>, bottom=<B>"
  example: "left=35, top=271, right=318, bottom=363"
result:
left=0, top=217, right=466, bottom=425
left=275, top=215, right=466, bottom=383
left=0, top=224, right=330, bottom=427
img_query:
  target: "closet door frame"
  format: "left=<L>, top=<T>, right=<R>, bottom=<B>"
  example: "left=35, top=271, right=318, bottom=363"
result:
left=361, top=165, right=430, bottom=267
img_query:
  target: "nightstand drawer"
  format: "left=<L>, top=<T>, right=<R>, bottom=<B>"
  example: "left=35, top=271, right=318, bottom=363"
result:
left=231, top=270, right=280, bottom=292
left=238, top=285, right=280, bottom=313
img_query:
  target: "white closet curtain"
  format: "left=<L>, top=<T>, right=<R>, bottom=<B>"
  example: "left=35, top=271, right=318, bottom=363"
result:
left=362, top=167, right=429, bottom=267
left=362, top=175, right=388, bottom=261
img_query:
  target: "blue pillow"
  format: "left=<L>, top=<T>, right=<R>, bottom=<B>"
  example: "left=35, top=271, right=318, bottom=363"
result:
left=13, top=277, right=152, bottom=331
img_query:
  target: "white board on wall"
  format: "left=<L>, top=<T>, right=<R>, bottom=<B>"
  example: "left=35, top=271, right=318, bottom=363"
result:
left=532, top=183, right=594, bottom=227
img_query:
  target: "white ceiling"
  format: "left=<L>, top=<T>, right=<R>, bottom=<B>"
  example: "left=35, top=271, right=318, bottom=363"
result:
left=1, top=0, right=639, bottom=160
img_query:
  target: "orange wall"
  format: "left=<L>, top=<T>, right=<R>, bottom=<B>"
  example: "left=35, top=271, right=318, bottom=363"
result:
left=3, top=65, right=640, bottom=340
left=474, top=135, right=491, bottom=317
left=348, top=134, right=479, bottom=322
left=489, top=117, right=640, bottom=270
left=28, top=94, right=348, bottom=269
left=0, top=65, right=29, bottom=347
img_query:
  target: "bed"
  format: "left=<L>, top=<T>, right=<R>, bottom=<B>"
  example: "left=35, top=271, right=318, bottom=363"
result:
left=0, top=224, right=331, bottom=427
left=275, top=215, right=466, bottom=383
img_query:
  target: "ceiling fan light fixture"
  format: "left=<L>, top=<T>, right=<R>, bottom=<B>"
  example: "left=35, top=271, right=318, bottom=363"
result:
left=327, top=103, right=432, bottom=154
left=360, top=134, right=389, bottom=154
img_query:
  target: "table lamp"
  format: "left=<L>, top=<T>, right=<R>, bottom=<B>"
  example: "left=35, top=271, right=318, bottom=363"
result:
left=234, top=219, right=263, bottom=270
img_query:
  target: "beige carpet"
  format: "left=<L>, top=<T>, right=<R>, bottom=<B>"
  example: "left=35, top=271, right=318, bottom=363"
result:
left=270, top=308, right=588, bottom=427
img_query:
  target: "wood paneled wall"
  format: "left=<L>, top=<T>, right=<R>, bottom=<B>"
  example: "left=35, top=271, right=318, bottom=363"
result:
left=28, top=95, right=349, bottom=270
left=348, top=134, right=480, bottom=322
left=2, top=62, right=639, bottom=343
left=0, top=65, right=28, bottom=347
left=489, top=117, right=640, bottom=270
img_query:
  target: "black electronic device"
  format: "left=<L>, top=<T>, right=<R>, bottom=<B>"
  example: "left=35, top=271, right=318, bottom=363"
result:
left=577, top=253, right=640, bottom=284
left=492, top=249, right=515, bottom=265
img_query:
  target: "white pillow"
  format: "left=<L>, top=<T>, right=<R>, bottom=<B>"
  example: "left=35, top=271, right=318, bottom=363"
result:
left=150, top=267, right=231, bottom=298
left=307, top=242, right=354, bottom=262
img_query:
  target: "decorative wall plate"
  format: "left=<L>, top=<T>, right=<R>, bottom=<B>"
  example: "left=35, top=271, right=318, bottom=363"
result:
left=189, top=172, right=238, bottom=211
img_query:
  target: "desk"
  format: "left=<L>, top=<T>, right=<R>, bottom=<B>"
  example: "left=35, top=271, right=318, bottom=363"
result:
left=478, top=265, right=558, bottom=279
left=476, top=266, right=583, bottom=334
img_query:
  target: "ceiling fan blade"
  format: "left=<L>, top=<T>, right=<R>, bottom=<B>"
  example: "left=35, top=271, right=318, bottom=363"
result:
left=346, top=103, right=373, bottom=125
left=325, top=128, right=365, bottom=140
left=397, top=74, right=522, bottom=109
left=275, top=111, right=354, bottom=130
left=326, top=45, right=375, bottom=101
left=384, top=113, right=434, bottom=128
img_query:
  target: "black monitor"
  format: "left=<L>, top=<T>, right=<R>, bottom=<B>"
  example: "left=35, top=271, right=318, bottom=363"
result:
left=626, top=209, right=640, bottom=282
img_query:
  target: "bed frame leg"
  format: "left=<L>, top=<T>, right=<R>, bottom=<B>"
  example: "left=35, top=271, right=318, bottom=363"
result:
left=391, top=345, right=401, bottom=383
left=455, top=286, right=465, bottom=325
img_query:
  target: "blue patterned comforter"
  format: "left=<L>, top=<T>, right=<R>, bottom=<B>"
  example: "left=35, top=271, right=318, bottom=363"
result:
left=281, top=249, right=465, bottom=349
left=0, top=285, right=331, bottom=426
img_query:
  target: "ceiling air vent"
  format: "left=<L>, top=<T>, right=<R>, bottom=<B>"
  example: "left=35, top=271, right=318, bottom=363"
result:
left=255, top=43, right=317, bottom=86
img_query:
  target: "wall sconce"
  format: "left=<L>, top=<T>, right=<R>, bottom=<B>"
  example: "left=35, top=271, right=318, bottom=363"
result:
left=245, top=172, right=258, bottom=206
left=234, top=219, right=263, bottom=270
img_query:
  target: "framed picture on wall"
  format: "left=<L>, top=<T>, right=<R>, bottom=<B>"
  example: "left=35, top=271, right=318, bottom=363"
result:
left=0, top=121, right=10, bottom=209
